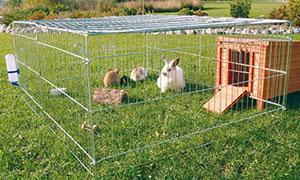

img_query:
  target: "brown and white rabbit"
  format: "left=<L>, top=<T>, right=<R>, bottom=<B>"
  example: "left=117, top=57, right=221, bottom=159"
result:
left=130, top=66, right=148, bottom=81
left=103, top=69, right=120, bottom=87
left=157, top=57, right=185, bottom=93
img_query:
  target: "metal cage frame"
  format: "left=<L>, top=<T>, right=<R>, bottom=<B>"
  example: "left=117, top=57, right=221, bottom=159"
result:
left=12, top=15, right=292, bottom=174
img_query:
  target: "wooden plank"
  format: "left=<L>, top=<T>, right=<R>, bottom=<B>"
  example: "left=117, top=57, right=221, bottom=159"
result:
left=203, top=85, right=248, bottom=114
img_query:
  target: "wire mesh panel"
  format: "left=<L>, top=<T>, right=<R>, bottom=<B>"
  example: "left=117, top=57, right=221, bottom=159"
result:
left=12, top=15, right=292, bottom=174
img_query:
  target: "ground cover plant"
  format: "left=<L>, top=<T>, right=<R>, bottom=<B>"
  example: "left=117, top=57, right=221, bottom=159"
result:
left=0, top=29, right=299, bottom=178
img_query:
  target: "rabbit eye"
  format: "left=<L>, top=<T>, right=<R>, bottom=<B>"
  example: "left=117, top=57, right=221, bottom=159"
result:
left=167, top=68, right=171, bottom=72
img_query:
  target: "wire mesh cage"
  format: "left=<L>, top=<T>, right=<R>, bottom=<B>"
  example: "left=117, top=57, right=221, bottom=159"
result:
left=12, top=15, right=292, bottom=174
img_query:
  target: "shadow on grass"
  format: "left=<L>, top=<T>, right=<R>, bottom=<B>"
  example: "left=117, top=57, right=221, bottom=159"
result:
left=122, top=95, right=144, bottom=104
left=184, top=82, right=214, bottom=93
left=202, top=7, right=227, bottom=11
left=287, top=91, right=300, bottom=109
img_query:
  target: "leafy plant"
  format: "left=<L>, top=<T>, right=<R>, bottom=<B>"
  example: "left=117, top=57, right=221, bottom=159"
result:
left=287, top=0, right=300, bottom=26
left=51, top=3, right=69, bottom=14
left=5, top=0, right=23, bottom=9
left=178, top=8, right=194, bottom=15
left=178, top=8, right=208, bottom=16
left=29, top=10, right=47, bottom=20
left=1, top=9, right=31, bottom=25
left=30, top=5, right=50, bottom=15
left=269, top=5, right=289, bottom=20
left=44, top=12, right=59, bottom=20
left=193, top=10, right=208, bottom=16
left=122, top=7, right=137, bottom=16
left=230, top=0, right=251, bottom=18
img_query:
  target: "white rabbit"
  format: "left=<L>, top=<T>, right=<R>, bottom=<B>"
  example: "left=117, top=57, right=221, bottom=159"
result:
left=157, top=57, right=185, bottom=93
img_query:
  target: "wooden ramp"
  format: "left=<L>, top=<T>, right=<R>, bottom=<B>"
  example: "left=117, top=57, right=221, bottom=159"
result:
left=203, top=85, right=248, bottom=114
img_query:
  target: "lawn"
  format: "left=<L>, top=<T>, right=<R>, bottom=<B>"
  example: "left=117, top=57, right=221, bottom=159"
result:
left=159, top=2, right=284, bottom=18
left=0, top=28, right=299, bottom=179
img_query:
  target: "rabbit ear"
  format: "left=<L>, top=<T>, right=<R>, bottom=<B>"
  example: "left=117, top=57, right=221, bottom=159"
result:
left=160, top=55, right=169, bottom=64
left=162, top=59, right=169, bottom=64
left=171, top=57, right=180, bottom=67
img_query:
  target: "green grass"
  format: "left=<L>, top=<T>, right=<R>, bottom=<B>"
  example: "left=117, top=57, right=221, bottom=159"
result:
left=0, top=31, right=300, bottom=178
left=158, top=2, right=284, bottom=18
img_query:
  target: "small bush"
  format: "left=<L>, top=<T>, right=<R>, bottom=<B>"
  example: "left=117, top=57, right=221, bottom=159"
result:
left=110, top=7, right=124, bottom=16
left=74, top=0, right=96, bottom=10
left=287, top=0, right=300, bottom=26
left=30, top=5, right=50, bottom=15
left=51, top=3, right=69, bottom=14
left=44, top=12, right=59, bottom=20
left=1, top=9, right=31, bottom=25
left=29, top=10, right=47, bottom=20
left=68, top=10, right=109, bottom=19
left=96, top=0, right=117, bottom=12
left=230, top=0, right=251, bottom=18
left=269, top=5, right=289, bottom=20
left=69, top=10, right=91, bottom=19
left=178, top=8, right=194, bottom=15
left=193, top=10, right=208, bottom=16
left=122, top=7, right=137, bottom=16
left=177, top=8, right=207, bottom=16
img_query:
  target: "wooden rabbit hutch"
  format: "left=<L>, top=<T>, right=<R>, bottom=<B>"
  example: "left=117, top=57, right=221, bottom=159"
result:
left=204, top=37, right=300, bottom=114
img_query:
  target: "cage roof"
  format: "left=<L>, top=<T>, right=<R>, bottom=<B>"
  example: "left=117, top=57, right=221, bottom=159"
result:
left=15, top=15, right=289, bottom=35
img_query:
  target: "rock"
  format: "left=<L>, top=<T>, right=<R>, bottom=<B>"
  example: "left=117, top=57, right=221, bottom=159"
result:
left=293, top=27, right=300, bottom=34
left=229, top=28, right=235, bottom=35
left=211, top=29, right=218, bottom=34
left=5, top=25, right=12, bottom=33
left=205, top=28, right=212, bottom=34
left=241, top=28, right=250, bottom=35
left=235, top=28, right=241, bottom=34
left=0, top=24, right=7, bottom=33
left=251, top=29, right=259, bottom=35
left=185, top=29, right=195, bottom=35
left=225, top=29, right=231, bottom=34
left=217, top=28, right=225, bottom=34
left=166, top=31, right=173, bottom=35
left=262, top=29, right=272, bottom=35
left=151, top=32, right=159, bottom=35
left=174, top=30, right=182, bottom=35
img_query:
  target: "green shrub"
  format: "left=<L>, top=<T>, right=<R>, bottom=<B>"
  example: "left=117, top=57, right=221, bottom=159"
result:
left=269, top=5, right=289, bottom=20
left=29, top=5, right=50, bottom=15
left=44, top=12, right=59, bottom=20
left=68, top=10, right=109, bottom=19
left=122, top=7, right=137, bottom=15
left=29, top=10, right=47, bottom=20
left=95, top=0, right=117, bottom=12
left=5, top=0, right=22, bottom=8
left=287, top=0, right=300, bottom=26
left=193, top=10, right=208, bottom=16
left=74, top=0, right=98, bottom=10
left=178, top=8, right=194, bottom=15
left=268, top=0, right=300, bottom=26
left=1, top=9, right=31, bottom=26
left=51, top=3, right=69, bottom=14
left=230, top=0, right=251, bottom=18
